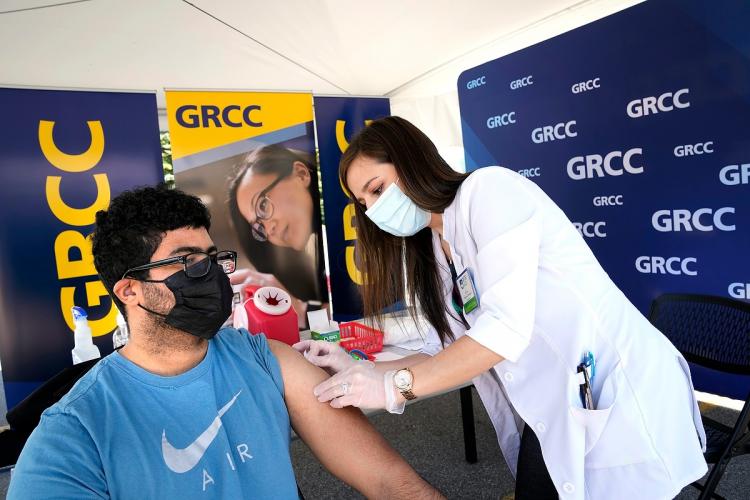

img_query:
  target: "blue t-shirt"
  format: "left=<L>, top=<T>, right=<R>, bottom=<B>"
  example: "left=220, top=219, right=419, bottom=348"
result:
left=8, top=328, right=299, bottom=499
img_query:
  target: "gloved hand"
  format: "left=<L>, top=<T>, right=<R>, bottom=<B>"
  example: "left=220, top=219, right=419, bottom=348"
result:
left=313, top=362, right=403, bottom=413
left=293, top=340, right=357, bottom=375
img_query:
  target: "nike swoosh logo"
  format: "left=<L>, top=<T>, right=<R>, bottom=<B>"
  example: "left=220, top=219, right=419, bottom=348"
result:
left=162, top=391, right=242, bottom=473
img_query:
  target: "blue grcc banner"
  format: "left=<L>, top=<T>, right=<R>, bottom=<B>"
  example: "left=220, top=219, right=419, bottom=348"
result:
left=0, top=88, right=163, bottom=408
left=457, top=0, right=749, bottom=399
left=314, top=97, right=390, bottom=321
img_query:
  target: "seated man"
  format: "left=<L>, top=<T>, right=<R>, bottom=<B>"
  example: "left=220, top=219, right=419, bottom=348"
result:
left=8, top=186, right=441, bottom=499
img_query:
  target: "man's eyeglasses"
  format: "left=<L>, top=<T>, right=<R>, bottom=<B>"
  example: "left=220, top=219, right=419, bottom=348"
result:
left=250, top=174, right=286, bottom=242
left=121, top=250, right=237, bottom=281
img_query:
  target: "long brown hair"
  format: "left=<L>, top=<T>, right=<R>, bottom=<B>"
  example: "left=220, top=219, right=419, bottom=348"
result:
left=339, top=116, right=469, bottom=345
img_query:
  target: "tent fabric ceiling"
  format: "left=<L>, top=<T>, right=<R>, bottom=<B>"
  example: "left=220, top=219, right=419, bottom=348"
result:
left=1, top=0, right=642, bottom=158
left=3, top=0, right=602, bottom=101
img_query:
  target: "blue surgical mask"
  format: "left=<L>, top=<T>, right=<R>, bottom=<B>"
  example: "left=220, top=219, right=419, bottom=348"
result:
left=365, top=179, right=431, bottom=237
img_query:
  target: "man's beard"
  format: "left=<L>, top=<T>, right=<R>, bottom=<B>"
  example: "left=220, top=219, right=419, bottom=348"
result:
left=139, top=283, right=202, bottom=353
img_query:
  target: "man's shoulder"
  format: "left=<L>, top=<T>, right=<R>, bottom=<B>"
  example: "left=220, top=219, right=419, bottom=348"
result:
left=213, top=327, right=270, bottom=356
left=213, top=327, right=285, bottom=395
left=46, top=354, right=119, bottom=418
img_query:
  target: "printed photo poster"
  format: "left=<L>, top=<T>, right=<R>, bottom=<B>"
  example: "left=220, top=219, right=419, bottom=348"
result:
left=0, top=87, right=163, bottom=408
left=166, top=91, right=326, bottom=329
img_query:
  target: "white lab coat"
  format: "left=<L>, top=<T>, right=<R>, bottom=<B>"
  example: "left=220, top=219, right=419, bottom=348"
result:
left=420, top=167, right=707, bottom=499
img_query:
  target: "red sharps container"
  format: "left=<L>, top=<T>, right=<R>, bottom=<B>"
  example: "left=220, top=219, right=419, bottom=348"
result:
left=233, top=286, right=299, bottom=346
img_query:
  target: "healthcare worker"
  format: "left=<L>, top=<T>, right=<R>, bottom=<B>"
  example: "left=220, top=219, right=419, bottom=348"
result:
left=296, top=116, right=708, bottom=499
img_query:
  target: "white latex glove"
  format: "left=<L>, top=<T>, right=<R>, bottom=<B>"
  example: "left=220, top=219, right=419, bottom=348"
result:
left=292, top=340, right=358, bottom=375
left=313, top=362, right=402, bottom=413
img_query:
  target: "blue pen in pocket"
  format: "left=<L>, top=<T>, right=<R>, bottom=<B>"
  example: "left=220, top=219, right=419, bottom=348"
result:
left=582, top=351, right=596, bottom=385
left=577, top=351, right=596, bottom=409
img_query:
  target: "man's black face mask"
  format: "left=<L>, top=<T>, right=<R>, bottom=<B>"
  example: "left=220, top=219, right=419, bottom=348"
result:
left=139, top=263, right=233, bottom=340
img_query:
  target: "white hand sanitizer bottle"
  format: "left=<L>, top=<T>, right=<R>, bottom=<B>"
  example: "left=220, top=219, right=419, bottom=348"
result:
left=112, top=311, right=129, bottom=349
left=71, top=306, right=101, bottom=364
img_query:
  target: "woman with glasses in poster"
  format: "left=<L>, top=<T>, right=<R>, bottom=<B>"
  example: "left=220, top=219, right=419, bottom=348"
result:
left=228, top=145, right=328, bottom=328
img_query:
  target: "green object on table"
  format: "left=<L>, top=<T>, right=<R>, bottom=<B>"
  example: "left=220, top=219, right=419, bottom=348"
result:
left=311, top=330, right=340, bottom=342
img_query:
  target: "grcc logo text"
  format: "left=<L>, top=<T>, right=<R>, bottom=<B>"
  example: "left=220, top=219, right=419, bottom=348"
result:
left=518, top=168, right=541, bottom=178
left=466, top=76, right=486, bottom=89
left=720, top=164, right=750, bottom=185
left=652, top=208, right=735, bottom=232
left=674, top=142, right=713, bottom=157
left=729, top=283, right=750, bottom=300
left=573, top=221, right=606, bottom=238
left=532, top=121, right=577, bottom=144
left=567, top=148, right=643, bottom=180
left=176, top=105, right=262, bottom=128
left=571, top=78, right=601, bottom=94
left=626, top=88, right=689, bottom=118
left=593, top=195, right=623, bottom=207
left=487, top=112, right=516, bottom=129
left=510, top=76, right=533, bottom=89
left=636, top=256, right=697, bottom=276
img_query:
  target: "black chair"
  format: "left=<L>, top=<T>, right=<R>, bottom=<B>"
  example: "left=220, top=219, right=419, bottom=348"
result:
left=648, top=293, right=750, bottom=500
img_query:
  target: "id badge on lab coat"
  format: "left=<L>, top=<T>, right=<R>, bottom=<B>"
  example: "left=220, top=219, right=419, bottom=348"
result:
left=456, top=268, right=479, bottom=314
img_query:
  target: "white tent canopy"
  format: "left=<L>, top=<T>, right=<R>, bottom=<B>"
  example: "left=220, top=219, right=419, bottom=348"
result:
left=0, top=0, right=641, bottom=169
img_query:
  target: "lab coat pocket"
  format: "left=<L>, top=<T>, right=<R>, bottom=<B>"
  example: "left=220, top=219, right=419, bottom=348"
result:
left=570, top=364, right=617, bottom=455
left=573, top=364, right=658, bottom=469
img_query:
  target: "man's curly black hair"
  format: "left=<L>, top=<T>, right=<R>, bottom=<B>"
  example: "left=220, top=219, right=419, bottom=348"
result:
left=92, top=184, right=211, bottom=316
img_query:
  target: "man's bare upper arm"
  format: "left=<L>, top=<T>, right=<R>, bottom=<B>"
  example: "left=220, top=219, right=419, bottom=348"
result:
left=267, top=340, right=441, bottom=499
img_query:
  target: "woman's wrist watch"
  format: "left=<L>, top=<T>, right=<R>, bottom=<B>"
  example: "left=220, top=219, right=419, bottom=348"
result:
left=393, top=368, right=417, bottom=400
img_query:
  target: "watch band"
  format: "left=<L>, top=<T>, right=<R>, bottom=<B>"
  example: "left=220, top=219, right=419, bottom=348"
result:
left=400, top=388, right=417, bottom=401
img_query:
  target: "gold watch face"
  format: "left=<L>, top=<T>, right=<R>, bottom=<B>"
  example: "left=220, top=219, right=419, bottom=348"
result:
left=394, top=369, right=413, bottom=390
